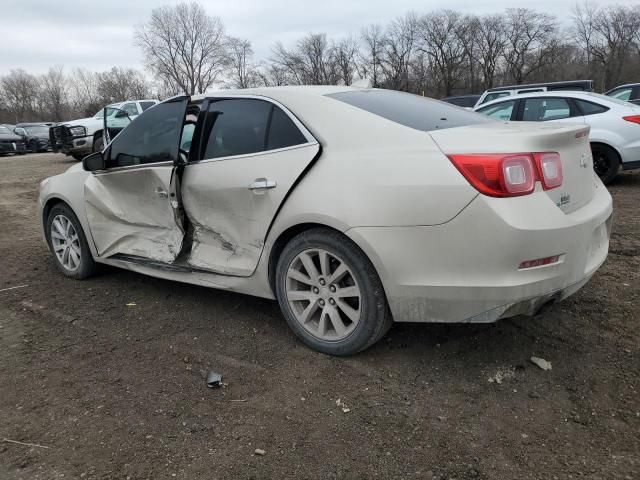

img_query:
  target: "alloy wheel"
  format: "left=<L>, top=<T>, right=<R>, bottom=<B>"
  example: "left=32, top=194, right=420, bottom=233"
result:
left=50, top=214, right=81, bottom=272
left=285, top=248, right=362, bottom=341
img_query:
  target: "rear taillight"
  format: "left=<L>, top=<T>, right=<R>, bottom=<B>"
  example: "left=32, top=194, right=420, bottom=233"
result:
left=447, top=152, right=562, bottom=198
left=534, top=152, right=563, bottom=190
left=623, top=115, right=640, bottom=125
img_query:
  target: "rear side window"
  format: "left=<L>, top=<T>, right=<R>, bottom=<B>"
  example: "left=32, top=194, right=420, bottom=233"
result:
left=574, top=99, right=609, bottom=116
left=267, top=107, right=307, bottom=150
left=477, top=100, right=516, bottom=121
left=327, top=90, right=494, bottom=132
left=202, top=99, right=308, bottom=159
left=522, top=98, right=574, bottom=121
left=121, top=102, right=139, bottom=116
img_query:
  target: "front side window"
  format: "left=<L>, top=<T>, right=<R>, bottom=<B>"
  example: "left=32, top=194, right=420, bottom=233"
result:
left=202, top=99, right=307, bottom=160
left=607, top=87, right=632, bottom=101
left=523, top=98, right=573, bottom=121
left=105, top=100, right=186, bottom=168
left=477, top=100, right=516, bottom=121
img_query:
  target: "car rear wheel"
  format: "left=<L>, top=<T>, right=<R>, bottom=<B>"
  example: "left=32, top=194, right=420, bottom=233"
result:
left=275, top=228, right=392, bottom=356
left=28, top=140, right=38, bottom=152
left=591, top=144, right=620, bottom=185
left=45, top=204, right=96, bottom=279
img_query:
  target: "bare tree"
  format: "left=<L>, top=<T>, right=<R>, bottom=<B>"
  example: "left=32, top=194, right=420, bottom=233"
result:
left=134, top=1, right=228, bottom=94
left=0, top=69, right=40, bottom=122
left=331, top=37, right=360, bottom=85
left=474, top=14, right=507, bottom=89
left=380, top=12, right=419, bottom=91
left=96, top=67, right=151, bottom=103
left=360, top=24, right=385, bottom=87
left=39, top=66, right=69, bottom=121
left=226, top=37, right=257, bottom=89
left=503, top=8, right=559, bottom=84
left=271, top=33, right=336, bottom=85
left=418, top=10, right=467, bottom=96
left=573, top=2, right=640, bottom=90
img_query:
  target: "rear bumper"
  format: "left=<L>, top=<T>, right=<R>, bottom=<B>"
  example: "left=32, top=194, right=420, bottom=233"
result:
left=347, top=183, right=612, bottom=323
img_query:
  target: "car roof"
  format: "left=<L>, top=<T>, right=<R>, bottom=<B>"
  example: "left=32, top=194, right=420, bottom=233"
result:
left=16, top=122, right=52, bottom=126
left=485, top=80, right=593, bottom=92
left=475, top=90, right=626, bottom=109
left=192, top=85, right=357, bottom=102
left=605, top=83, right=640, bottom=91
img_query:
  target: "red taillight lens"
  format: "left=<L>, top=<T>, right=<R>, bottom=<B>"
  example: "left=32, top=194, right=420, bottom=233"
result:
left=447, top=154, right=536, bottom=197
left=448, top=152, right=563, bottom=197
left=623, top=115, right=640, bottom=125
left=534, top=152, right=563, bottom=190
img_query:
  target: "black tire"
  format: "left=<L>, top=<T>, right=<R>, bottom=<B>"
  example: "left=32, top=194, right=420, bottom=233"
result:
left=275, top=228, right=392, bottom=356
left=28, top=140, right=38, bottom=153
left=591, top=144, right=620, bottom=185
left=93, top=133, right=104, bottom=153
left=45, top=203, right=97, bottom=280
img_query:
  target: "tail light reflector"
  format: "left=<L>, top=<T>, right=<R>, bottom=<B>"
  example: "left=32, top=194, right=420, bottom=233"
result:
left=623, top=115, right=640, bottom=125
left=447, top=152, right=563, bottom=197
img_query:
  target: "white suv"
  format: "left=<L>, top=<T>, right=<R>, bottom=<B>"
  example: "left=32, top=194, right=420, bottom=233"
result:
left=475, top=91, right=640, bottom=184
left=50, top=99, right=159, bottom=160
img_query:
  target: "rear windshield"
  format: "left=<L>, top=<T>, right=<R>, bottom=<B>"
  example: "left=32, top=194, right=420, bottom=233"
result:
left=327, top=90, right=495, bottom=132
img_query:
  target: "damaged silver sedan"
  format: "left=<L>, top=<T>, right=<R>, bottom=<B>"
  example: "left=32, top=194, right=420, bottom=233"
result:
left=39, top=86, right=612, bottom=355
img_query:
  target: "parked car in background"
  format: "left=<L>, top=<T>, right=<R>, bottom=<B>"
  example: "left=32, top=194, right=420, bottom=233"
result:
left=14, top=123, right=53, bottom=152
left=474, top=91, right=640, bottom=184
left=49, top=99, right=159, bottom=160
left=38, top=86, right=612, bottom=355
left=0, top=124, right=26, bottom=156
left=474, top=80, right=594, bottom=108
left=1, top=124, right=16, bottom=131
left=605, top=83, right=640, bottom=105
left=441, top=94, right=481, bottom=109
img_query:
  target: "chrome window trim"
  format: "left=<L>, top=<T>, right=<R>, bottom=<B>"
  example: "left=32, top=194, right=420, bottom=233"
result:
left=199, top=93, right=318, bottom=145
left=187, top=141, right=319, bottom=166
left=91, top=160, right=174, bottom=175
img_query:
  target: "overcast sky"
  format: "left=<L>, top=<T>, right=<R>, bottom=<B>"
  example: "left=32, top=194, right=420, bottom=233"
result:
left=0, top=0, right=637, bottom=76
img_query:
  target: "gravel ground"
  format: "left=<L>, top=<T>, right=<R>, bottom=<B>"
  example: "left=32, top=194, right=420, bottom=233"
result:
left=1, top=153, right=638, bottom=480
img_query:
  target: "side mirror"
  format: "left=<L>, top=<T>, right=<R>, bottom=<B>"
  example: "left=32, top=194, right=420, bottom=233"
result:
left=115, top=109, right=130, bottom=119
left=82, top=152, right=105, bottom=172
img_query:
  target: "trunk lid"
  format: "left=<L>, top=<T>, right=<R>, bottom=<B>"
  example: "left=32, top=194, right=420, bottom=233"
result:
left=429, top=121, right=596, bottom=213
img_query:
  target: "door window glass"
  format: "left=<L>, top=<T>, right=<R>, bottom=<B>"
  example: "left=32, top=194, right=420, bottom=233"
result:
left=105, top=100, right=186, bottom=168
left=204, top=99, right=271, bottom=159
left=607, top=87, right=632, bottom=101
left=477, top=100, right=516, bottom=121
left=523, top=98, right=572, bottom=121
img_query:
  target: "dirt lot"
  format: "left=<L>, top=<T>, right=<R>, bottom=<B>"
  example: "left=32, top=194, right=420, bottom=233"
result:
left=0, top=153, right=638, bottom=480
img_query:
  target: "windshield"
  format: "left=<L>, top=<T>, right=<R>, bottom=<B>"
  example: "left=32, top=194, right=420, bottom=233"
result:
left=24, top=126, right=49, bottom=134
left=94, top=106, right=119, bottom=119
left=0, top=126, right=12, bottom=134
left=327, top=89, right=495, bottom=132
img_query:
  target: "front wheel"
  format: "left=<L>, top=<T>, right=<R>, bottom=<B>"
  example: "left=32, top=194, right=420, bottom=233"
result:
left=591, top=144, right=620, bottom=185
left=45, top=203, right=96, bottom=279
left=275, top=228, right=392, bottom=356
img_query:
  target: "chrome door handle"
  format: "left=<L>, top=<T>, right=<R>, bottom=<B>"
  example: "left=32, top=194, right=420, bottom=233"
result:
left=248, top=179, right=277, bottom=190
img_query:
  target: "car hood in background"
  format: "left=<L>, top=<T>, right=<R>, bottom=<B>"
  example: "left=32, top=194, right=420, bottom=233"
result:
left=0, top=133, right=23, bottom=141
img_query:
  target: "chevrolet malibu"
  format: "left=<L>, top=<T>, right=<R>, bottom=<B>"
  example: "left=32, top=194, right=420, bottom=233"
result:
left=38, top=86, right=613, bottom=355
